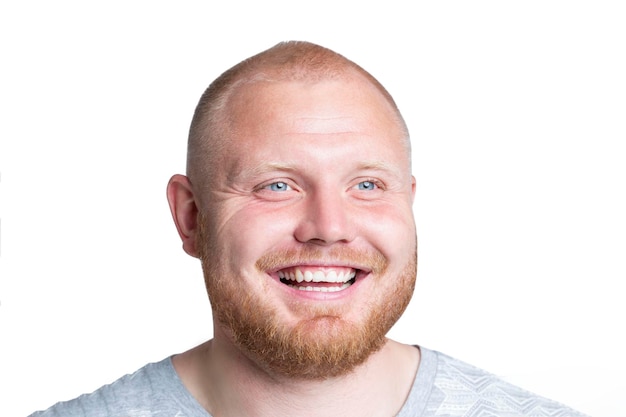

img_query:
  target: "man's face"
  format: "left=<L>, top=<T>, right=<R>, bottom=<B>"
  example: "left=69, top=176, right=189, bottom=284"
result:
left=196, top=74, right=417, bottom=379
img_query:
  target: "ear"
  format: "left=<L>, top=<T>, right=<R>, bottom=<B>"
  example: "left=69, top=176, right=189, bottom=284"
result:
left=167, top=174, right=201, bottom=258
left=410, top=175, right=417, bottom=203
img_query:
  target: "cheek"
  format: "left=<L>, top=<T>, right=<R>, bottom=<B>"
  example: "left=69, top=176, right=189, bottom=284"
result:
left=359, top=205, right=416, bottom=255
left=208, top=197, right=415, bottom=269
left=215, top=205, right=299, bottom=271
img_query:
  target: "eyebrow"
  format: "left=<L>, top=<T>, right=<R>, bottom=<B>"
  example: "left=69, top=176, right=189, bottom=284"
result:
left=228, top=162, right=299, bottom=183
left=355, top=161, right=400, bottom=173
left=230, top=160, right=405, bottom=184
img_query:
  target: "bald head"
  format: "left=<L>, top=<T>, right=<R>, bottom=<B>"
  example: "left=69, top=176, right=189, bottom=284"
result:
left=186, top=41, right=410, bottom=188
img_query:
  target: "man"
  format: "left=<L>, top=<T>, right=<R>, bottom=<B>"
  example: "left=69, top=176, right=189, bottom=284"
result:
left=30, top=41, right=586, bottom=417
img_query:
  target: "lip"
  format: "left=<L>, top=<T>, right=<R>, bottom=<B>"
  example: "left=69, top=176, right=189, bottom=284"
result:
left=267, top=262, right=373, bottom=275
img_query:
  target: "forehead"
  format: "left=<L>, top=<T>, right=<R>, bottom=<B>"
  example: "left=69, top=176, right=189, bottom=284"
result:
left=224, top=75, right=406, bottom=142
left=200, top=75, right=411, bottom=185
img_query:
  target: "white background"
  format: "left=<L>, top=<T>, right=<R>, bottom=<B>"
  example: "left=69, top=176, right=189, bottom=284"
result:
left=1, top=1, right=624, bottom=416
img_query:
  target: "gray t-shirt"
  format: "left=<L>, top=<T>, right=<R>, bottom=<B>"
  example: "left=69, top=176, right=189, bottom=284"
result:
left=29, top=347, right=588, bottom=417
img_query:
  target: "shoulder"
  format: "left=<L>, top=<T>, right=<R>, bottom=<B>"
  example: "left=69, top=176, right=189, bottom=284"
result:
left=28, top=357, right=204, bottom=417
left=421, top=348, right=588, bottom=417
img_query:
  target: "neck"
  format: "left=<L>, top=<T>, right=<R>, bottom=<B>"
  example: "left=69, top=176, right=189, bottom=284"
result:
left=173, top=330, right=420, bottom=417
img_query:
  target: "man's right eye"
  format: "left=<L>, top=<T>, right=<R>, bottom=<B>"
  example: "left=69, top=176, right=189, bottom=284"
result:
left=266, top=181, right=291, bottom=192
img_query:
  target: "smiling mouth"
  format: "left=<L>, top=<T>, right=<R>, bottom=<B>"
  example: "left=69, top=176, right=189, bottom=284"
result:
left=278, top=267, right=357, bottom=293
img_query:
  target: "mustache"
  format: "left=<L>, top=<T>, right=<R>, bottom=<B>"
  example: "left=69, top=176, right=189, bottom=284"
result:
left=255, top=246, right=388, bottom=275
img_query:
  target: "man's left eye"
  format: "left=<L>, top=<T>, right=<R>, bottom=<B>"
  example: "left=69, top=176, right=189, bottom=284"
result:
left=358, top=181, right=377, bottom=191
left=266, top=181, right=291, bottom=192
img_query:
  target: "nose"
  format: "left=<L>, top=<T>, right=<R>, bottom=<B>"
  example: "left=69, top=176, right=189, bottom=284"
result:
left=293, top=188, right=356, bottom=246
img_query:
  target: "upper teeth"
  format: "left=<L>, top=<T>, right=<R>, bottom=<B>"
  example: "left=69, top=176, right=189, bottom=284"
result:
left=278, top=268, right=356, bottom=284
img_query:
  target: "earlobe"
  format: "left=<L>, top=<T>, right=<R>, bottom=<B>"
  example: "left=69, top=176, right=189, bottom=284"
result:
left=166, top=174, right=201, bottom=258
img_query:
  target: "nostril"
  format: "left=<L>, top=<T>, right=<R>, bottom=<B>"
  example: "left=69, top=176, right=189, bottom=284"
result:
left=307, top=238, right=330, bottom=245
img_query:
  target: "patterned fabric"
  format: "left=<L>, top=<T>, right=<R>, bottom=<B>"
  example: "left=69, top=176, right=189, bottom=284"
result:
left=413, top=350, right=588, bottom=417
left=29, top=347, right=588, bottom=417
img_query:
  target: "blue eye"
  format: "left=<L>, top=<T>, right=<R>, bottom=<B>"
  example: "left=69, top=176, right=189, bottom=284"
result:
left=358, top=181, right=377, bottom=191
left=267, top=181, right=290, bottom=192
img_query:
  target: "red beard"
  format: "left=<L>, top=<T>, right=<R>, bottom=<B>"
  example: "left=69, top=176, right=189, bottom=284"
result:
left=198, top=214, right=416, bottom=380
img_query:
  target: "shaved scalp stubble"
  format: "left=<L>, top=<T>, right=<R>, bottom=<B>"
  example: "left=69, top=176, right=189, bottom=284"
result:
left=186, top=41, right=411, bottom=194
